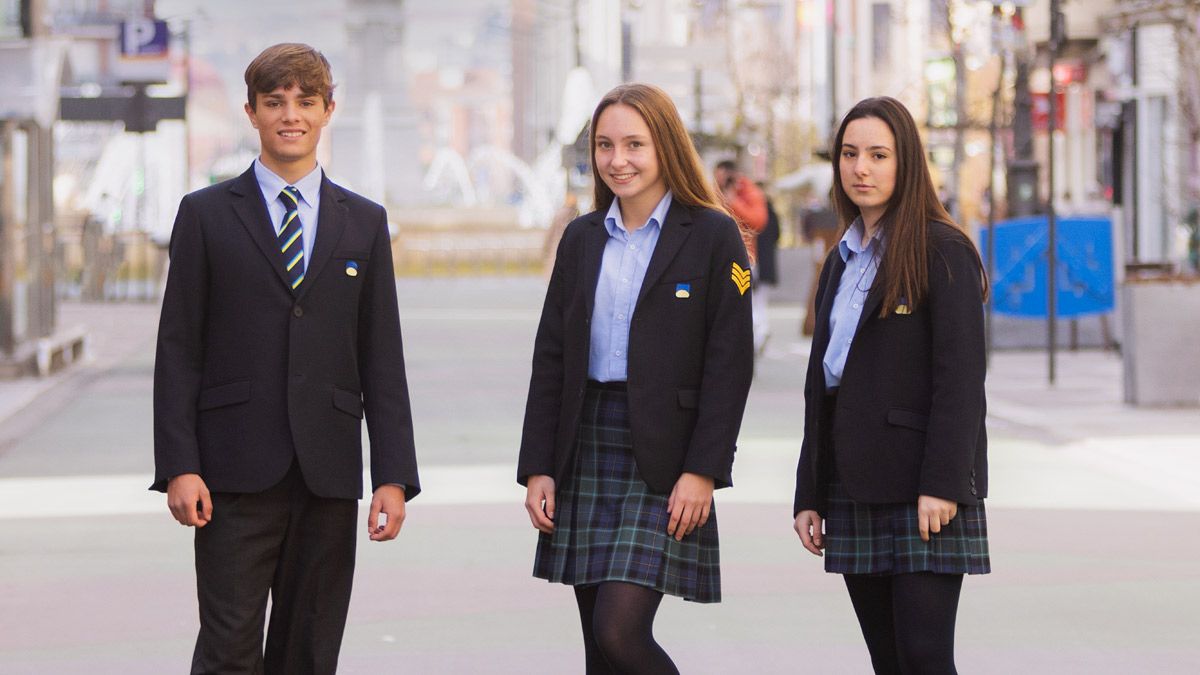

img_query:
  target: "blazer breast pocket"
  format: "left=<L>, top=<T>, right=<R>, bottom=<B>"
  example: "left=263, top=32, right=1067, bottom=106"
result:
left=333, top=249, right=371, bottom=280
left=658, top=274, right=706, bottom=303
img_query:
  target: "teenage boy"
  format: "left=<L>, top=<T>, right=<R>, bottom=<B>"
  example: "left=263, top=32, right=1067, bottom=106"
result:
left=152, top=43, right=420, bottom=674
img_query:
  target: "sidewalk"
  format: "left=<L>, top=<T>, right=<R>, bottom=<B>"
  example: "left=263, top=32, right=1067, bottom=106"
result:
left=982, top=349, right=1200, bottom=513
left=0, top=302, right=160, bottom=440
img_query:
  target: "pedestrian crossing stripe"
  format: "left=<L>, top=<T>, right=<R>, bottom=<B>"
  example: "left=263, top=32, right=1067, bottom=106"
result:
left=731, top=262, right=751, bottom=296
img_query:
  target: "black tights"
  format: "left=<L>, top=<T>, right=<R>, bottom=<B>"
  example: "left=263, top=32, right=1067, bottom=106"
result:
left=573, top=582, right=679, bottom=675
left=843, top=573, right=964, bottom=675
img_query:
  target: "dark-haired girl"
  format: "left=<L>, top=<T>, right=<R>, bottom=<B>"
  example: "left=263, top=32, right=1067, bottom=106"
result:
left=793, top=96, right=991, bottom=674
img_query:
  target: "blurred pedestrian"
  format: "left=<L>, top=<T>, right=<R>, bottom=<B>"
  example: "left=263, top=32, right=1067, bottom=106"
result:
left=792, top=96, right=991, bottom=674
left=153, top=43, right=420, bottom=674
left=755, top=181, right=781, bottom=352
left=518, top=83, right=754, bottom=673
left=714, top=160, right=769, bottom=353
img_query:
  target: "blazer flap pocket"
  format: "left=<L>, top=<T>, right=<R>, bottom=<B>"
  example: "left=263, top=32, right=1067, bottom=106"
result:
left=198, top=380, right=251, bottom=411
left=677, top=388, right=700, bottom=409
left=332, top=249, right=370, bottom=261
left=332, top=386, right=364, bottom=419
left=887, top=408, right=929, bottom=431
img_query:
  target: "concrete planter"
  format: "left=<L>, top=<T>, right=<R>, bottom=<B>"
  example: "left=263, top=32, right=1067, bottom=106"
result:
left=1122, top=278, right=1200, bottom=406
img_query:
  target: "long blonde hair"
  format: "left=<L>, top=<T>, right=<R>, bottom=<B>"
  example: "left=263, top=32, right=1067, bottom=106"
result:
left=590, top=84, right=729, bottom=217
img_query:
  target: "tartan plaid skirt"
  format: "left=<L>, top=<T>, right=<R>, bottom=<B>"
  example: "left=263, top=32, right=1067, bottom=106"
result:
left=533, top=385, right=722, bottom=603
left=823, top=478, right=991, bottom=576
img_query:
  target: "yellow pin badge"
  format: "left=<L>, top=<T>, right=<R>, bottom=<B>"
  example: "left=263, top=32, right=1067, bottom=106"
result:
left=894, top=297, right=910, bottom=314
left=345, top=261, right=359, bottom=277
left=730, top=262, right=751, bottom=296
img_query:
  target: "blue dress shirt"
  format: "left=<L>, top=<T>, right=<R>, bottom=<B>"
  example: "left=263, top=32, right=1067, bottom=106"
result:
left=822, top=217, right=884, bottom=389
left=588, top=191, right=672, bottom=382
left=255, top=159, right=322, bottom=272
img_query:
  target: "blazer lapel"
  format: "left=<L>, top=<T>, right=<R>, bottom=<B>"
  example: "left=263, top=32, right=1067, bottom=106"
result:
left=229, top=166, right=293, bottom=292
left=634, top=201, right=691, bottom=308
left=580, top=211, right=608, bottom=318
left=295, top=176, right=348, bottom=301
left=811, top=254, right=844, bottom=358
left=855, top=264, right=887, bottom=334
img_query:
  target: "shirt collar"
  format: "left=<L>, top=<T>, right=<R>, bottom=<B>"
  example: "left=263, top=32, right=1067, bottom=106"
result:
left=254, top=158, right=323, bottom=207
left=837, top=216, right=885, bottom=262
left=604, top=191, right=673, bottom=237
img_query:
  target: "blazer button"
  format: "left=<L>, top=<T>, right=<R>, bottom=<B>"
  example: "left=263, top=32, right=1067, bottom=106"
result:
left=293, top=306, right=304, bottom=317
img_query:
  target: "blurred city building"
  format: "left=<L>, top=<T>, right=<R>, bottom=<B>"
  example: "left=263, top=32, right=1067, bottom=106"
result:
left=4, top=0, right=1197, bottom=353
left=1, top=0, right=72, bottom=376
left=1098, top=0, right=1200, bottom=268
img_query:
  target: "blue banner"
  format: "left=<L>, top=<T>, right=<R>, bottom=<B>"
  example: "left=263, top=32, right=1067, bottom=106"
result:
left=978, top=216, right=1115, bottom=319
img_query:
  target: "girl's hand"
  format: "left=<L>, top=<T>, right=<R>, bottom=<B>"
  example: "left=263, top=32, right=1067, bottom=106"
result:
left=667, top=472, right=714, bottom=541
left=524, top=475, right=556, bottom=534
left=917, top=494, right=958, bottom=542
left=794, top=510, right=824, bottom=556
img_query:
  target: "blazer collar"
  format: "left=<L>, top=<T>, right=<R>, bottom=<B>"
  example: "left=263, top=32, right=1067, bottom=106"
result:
left=228, top=164, right=349, bottom=297
left=295, top=175, right=348, bottom=301
left=230, top=165, right=293, bottom=292
left=580, top=210, right=609, bottom=318
left=812, top=251, right=844, bottom=358
left=635, top=199, right=692, bottom=308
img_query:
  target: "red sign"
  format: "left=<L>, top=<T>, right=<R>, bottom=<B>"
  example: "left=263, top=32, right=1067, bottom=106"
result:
left=1032, top=92, right=1067, bottom=131
left=1054, top=63, right=1087, bottom=84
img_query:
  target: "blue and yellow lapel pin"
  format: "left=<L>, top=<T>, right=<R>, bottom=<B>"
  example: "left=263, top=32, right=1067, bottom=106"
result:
left=675, top=283, right=691, bottom=299
left=345, top=260, right=360, bottom=277
left=894, top=297, right=911, bottom=315
left=730, top=262, right=751, bottom=296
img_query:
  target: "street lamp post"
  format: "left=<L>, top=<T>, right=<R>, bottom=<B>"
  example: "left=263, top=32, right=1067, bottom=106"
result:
left=1047, top=0, right=1065, bottom=385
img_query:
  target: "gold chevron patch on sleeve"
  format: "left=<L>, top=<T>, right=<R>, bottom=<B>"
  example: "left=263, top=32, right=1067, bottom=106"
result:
left=731, top=262, right=751, bottom=296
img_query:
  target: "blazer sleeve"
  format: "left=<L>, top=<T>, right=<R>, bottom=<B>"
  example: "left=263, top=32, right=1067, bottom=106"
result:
left=680, top=214, right=754, bottom=488
left=358, top=206, right=421, bottom=500
left=516, top=228, right=572, bottom=485
left=793, top=250, right=838, bottom=516
left=151, top=196, right=208, bottom=492
left=919, top=233, right=986, bottom=501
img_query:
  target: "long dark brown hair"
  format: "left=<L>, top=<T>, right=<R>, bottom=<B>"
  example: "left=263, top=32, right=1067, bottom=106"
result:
left=590, top=84, right=728, bottom=216
left=831, top=96, right=988, bottom=316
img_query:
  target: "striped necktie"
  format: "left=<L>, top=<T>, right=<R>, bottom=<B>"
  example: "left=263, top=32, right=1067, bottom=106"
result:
left=277, top=186, right=305, bottom=290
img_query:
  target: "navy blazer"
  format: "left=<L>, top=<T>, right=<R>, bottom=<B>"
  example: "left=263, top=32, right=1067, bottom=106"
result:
left=152, top=165, right=420, bottom=500
left=518, top=201, right=754, bottom=494
left=794, top=222, right=987, bottom=516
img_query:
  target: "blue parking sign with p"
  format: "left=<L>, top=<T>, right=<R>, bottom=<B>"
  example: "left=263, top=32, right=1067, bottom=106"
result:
left=121, top=20, right=169, bottom=58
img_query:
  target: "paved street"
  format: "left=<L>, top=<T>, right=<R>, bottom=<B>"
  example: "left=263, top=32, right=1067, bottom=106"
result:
left=1, top=278, right=1198, bottom=673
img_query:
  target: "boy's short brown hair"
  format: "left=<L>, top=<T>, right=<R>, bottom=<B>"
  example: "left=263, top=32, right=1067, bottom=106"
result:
left=244, top=43, right=335, bottom=110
